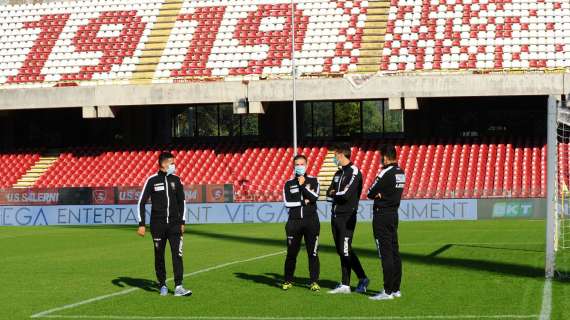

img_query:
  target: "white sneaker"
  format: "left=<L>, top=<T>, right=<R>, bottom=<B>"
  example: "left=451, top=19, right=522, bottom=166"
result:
left=328, top=284, right=351, bottom=294
left=392, top=291, right=402, bottom=298
left=174, top=285, right=192, bottom=297
left=369, top=290, right=394, bottom=300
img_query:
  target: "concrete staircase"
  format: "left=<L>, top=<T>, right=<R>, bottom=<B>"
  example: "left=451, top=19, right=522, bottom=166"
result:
left=130, top=0, right=184, bottom=84
left=13, top=154, right=59, bottom=188
left=317, top=151, right=339, bottom=200
left=356, top=0, right=390, bottom=73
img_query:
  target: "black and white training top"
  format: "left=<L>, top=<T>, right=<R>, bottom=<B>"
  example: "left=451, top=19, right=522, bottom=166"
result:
left=137, top=170, right=186, bottom=226
left=283, top=174, right=320, bottom=219
left=326, top=162, right=363, bottom=215
left=367, top=163, right=406, bottom=213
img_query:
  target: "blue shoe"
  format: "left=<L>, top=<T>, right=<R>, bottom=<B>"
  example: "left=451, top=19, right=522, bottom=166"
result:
left=159, top=285, right=168, bottom=296
left=355, top=277, right=370, bottom=293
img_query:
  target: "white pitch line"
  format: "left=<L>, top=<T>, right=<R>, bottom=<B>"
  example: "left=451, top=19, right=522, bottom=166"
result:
left=399, top=242, right=544, bottom=247
left=539, top=278, right=552, bottom=320
left=31, top=250, right=285, bottom=319
left=30, top=314, right=540, bottom=319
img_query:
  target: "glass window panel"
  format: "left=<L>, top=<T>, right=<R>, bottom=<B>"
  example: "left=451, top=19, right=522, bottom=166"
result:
left=242, top=114, right=259, bottom=136
left=363, top=100, right=383, bottom=134
left=172, top=107, right=193, bottom=137
left=302, top=102, right=313, bottom=137
left=313, top=102, right=333, bottom=137
left=219, top=104, right=240, bottom=136
left=384, top=107, right=403, bottom=133
left=334, top=101, right=361, bottom=137
left=197, top=105, right=219, bottom=136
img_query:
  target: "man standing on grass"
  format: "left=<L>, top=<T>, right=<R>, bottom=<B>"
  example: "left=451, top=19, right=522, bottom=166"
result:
left=282, top=154, right=321, bottom=292
left=367, top=145, right=405, bottom=300
left=326, top=143, right=370, bottom=294
left=137, top=152, right=192, bottom=297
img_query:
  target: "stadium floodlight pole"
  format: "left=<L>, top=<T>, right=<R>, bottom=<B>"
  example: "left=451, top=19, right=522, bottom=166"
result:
left=546, top=95, right=557, bottom=279
left=291, top=0, right=298, bottom=156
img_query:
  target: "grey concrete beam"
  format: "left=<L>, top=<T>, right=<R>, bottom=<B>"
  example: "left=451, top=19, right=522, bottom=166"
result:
left=0, top=81, right=248, bottom=110
left=248, top=73, right=566, bottom=101
left=0, top=73, right=566, bottom=110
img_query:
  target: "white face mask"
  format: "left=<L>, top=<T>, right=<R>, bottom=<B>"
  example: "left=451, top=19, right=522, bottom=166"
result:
left=166, top=164, right=176, bottom=175
left=294, top=165, right=306, bottom=176
left=333, top=155, right=340, bottom=167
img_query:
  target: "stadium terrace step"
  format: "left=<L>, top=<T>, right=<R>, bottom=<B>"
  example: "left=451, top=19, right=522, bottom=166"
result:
left=129, top=76, right=157, bottom=84
left=141, top=42, right=168, bottom=51
left=367, top=7, right=390, bottom=15
left=148, top=29, right=173, bottom=37
left=358, top=56, right=382, bottom=65
left=362, top=35, right=385, bottom=43
left=133, top=65, right=162, bottom=73
left=161, top=2, right=182, bottom=10
left=317, top=151, right=339, bottom=199
left=367, top=0, right=391, bottom=8
left=363, top=21, right=388, bottom=28
left=141, top=35, right=171, bottom=44
left=139, top=57, right=162, bottom=65
left=13, top=154, right=59, bottom=188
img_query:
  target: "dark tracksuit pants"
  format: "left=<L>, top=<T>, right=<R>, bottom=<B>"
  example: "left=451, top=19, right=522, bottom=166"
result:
left=150, top=222, right=184, bottom=287
left=331, top=213, right=366, bottom=286
left=373, top=210, right=402, bottom=294
left=284, top=216, right=320, bottom=283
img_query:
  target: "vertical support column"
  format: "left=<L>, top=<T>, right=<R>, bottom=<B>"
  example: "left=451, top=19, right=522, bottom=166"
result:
left=291, top=0, right=298, bottom=156
left=546, top=95, right=558, bottom=278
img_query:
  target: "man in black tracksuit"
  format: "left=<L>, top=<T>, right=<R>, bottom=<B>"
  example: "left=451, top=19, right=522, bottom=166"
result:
left=137, top=152, right=192, bottom=297
left=282, top=154, right=321, bottom=291
left=367, top=145, right=405, bottom=301
left=326, top=143, right=369, bottom=294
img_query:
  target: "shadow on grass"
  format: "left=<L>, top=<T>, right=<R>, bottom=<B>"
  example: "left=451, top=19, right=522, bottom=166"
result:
left=189, top=229, right=547, bottom=280
left=63, top=224, right=554, bottom=282
left=234, top=272, right=337, bottom=290
left=233, top=272, right=382, bottom=294
left=111, top=276, right=158, bottom=292
left=454, top=243, right=544, bottom=253
left=426, top=243, right=544, bottom=257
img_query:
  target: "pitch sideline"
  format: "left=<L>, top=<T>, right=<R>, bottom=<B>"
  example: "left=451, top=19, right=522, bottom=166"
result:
left=30, top=250, right=286, bottom=319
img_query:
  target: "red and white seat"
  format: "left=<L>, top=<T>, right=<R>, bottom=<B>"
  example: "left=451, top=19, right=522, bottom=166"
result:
left=381, top=0, right=570, bottom=72
left=6, top=138, right=553, bottom=201
left=0, top=151, right=40, bottom=188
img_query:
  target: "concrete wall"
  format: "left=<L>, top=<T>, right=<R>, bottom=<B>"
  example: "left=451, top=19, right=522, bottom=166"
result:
left=0, top=73, right=568, bottom=111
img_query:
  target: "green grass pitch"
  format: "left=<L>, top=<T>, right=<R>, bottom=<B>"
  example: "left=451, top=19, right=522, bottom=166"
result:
left=2, top=219, right=568, bottom=320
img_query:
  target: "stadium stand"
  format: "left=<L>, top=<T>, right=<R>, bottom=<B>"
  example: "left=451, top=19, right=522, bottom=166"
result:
left=0, top=151, right=40, bottom=188
left=32, top=142, right=327, bottom=202
left=381, top=0, right=570, bottom=71
left=13, top=138, right=546, bottom=200
left=1, top=0, right=568, bottom=89
left=0, top=0, right=370, bottom=87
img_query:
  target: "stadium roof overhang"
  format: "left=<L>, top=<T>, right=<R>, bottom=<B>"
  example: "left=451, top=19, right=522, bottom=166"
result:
left=0, top=73, right=568, bottom=111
